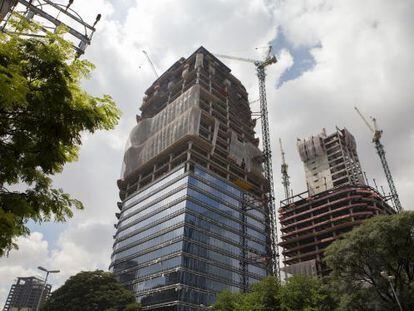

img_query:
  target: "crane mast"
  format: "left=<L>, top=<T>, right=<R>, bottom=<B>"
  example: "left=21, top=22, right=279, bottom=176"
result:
left=279, top=138, right=290, bottom=202
left=215, top=48, right=280, bottom=279
left=354, top=107, right=402, bottom=213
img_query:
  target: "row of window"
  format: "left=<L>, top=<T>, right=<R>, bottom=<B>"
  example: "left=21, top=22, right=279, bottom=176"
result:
left=185, top=214, right=266, bottom=254
left=114, top=213, right=185, bottom=251
left=122, top=176, right=188, bottom=218
left=112, top=241, right=183, bottom=268
left=123, top=167, right=185, bottom=209
left=119, top=189, right=187, bottom=229
left=187, top=200, right=266, bottom=243
left=194, top=167, right=241, bottom=197
left=194, top=167, right=266, bottom=222
left=189, top=177, right=240, bottom=207
left=187, top=190, right=267, bottom=239
left=113, top=223, right=184, bottom=262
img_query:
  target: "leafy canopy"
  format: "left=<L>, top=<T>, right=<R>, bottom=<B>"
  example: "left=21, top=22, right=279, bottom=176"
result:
left=212, top=275, right=334, bottom=311
left=0, top=16, right=120, bottom=255
left=41, top=270, right=141, bottom=311
left=325, top=211, right=414, bottom=311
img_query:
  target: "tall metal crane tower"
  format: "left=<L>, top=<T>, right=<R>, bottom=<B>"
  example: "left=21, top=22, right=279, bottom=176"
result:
left=215, top=47, right=280, bottom=278
left=354, top=107, right=403, bottom=213
left=279, top=138, right=291, bottom=202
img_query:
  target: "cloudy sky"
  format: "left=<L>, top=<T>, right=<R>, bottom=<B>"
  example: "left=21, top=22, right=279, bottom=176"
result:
left=1, top=0, right=413, bottom=304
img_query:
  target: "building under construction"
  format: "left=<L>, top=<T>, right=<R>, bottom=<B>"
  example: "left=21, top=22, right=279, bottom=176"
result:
left=280, top=128, right=395, bottom=277
left=3, top=276, right=51, bottom=311
left=110, top=47, right=271, bottom=310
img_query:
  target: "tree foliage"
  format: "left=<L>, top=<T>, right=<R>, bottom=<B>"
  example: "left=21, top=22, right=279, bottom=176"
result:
left=41, top=270, right=141, bottom=311
left=212, top=276, right=333, bottom=311
left=0, top=17, right=120, bottom=255
left=279, top=275, right=335, bottom=311
left=325, top=211, right=414, bottom=311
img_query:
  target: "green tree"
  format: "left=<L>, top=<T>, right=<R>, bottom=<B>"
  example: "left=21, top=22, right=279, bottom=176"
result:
left=241, top=276, right=281, bottom=311
left=41, top=270, right=141, bottom=311
left=212, top=276, right=281, bottom=311
left=278, top=275, right=336, bottom=311
left=211, top=290, right=243, bottom=311
left=325, top=212, right=414, bottom=311
left=0, top=17, right=120, bottom=255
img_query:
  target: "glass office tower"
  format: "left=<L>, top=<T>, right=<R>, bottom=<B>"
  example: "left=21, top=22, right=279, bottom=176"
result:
left=111, top=47, right=270, bottom=310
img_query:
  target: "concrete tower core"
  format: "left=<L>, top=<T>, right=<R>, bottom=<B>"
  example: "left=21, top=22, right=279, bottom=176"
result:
left=111, top=47, right=271, bottom=310
left=297, top=128, right=365, bottom=195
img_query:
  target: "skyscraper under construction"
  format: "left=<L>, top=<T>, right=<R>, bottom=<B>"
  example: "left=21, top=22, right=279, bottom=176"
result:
left=280, top=128, right=395, bottom=277
left=110, top=47, right=271, bottom=310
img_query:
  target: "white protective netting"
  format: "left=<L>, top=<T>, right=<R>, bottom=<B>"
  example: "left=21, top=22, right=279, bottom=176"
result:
left=121, top=85, right=201, bottom=179
left=283, top=259, right=317, bottom=277
left=297, top=133, right=326, bottom=162
left=228, top=131, right=263, bottom=175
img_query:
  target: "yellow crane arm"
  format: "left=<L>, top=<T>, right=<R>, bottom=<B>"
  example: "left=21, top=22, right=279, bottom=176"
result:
left=354, top=106, right=375, bottom=133
left=214, top=54, right=258, bottom=64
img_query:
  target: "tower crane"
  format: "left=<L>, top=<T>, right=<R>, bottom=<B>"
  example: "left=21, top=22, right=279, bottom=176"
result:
left=142, top=50, right=159, bottom=78
left=215, top=47, right=280, bottom=278
left=279, top=138, right=291, bottom=202
left=354, top=107, right=402, bottom=213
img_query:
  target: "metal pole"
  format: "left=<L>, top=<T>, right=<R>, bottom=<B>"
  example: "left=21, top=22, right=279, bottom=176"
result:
left=388, top=280, right=403, bottom=311
left=36, top=271, right=49, bottom=311
left=381, top=271, right=403, bottom=311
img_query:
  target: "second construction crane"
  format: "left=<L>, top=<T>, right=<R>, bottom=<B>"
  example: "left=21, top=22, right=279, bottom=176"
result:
left=354, top=107, right=403, bottom=212
left=279, top=138, right=291, bottom=202
left=215, top=47, right=280, bottom=278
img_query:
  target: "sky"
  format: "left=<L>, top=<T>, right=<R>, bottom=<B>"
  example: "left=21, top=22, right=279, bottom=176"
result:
left=1, top=0, right=414, bottom=305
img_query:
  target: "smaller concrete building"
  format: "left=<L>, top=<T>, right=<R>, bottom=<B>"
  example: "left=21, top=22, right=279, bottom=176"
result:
left=280, top=128, right=395, bottom=277
left=3, top=276, right=51, bottom=311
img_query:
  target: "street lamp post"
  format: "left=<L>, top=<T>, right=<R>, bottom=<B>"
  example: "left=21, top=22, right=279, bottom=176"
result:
left=380, top=271, right=403, bottom=311
left=36, top=266, right=60, bottom=311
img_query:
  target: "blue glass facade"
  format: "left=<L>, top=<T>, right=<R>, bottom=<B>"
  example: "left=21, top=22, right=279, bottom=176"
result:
left=111, top=165, right=269, bottom=310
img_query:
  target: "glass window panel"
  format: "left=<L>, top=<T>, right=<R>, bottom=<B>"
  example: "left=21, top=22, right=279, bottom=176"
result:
left=119, top=189, right=187, bottom=228
left=185, top=214, right=240, bottom=244
left=246, top=215, right=264, bottom=230
left=248, top=264, right=267, bottom=277
left=247, top=240, right=267, bottom=255
left=116, top=201, right=186, bottom=240
left=183, top=256, right=242, bottom=284
left=113, top=224, right=184, bottom=260
left=122, top=176, right=188, bottom=217
left=123, top=167, right=185, bottom=207
left=113, top=241, right=183, bottom=268
left=114, top=209, right=185, bottom=250
left=188, top=177, right=240, bottom=207
left=246, top=227, right=267, bottom=242
left=186, top=201, right=241, bottom=230
left=184, top=227, right=241, bottom=255
left=187, top=189, right=240, bottom=219
left=183, top=241, right=240, bottom=268
left=194, top=167, right=241, bottom=197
